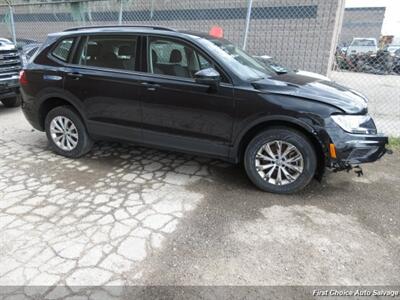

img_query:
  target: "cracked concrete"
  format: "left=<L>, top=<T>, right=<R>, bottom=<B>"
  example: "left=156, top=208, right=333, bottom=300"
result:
left=0, top=106, right=230, bottom=299
left=0, top=139, right=217, bottom=286
left=1, top=106, right=399, bottom=299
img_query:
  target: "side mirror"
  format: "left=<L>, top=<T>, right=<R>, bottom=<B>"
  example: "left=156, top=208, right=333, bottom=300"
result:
left=194, top=68, right=221, bottom=89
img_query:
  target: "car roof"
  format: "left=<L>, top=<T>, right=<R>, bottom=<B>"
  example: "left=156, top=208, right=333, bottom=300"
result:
left=51, top=25, right=214, bottom=41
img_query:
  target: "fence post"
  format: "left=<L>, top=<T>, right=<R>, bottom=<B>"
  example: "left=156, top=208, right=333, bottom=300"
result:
left=242, top=0, right=253, bottom=50
left=118, top=0, right=123, bottom=25
left=327, top=0, right=346, bottom=76
left=7, top=3, right=17, bottom=46
left=150, top=0, right=155, bottom=20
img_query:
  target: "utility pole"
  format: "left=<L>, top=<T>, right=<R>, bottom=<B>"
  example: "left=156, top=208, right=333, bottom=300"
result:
left=242, top=0, right=253, bottom=50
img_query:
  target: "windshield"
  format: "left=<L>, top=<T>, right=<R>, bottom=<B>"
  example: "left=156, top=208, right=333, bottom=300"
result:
left=197, top=37, right=276, bottom=81
left=351, top=39, right=376, bottom=47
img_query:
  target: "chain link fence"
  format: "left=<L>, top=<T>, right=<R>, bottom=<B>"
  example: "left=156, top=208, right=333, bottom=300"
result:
left=332, top=5, right=400, bottom=137
left=0, top=0, right=399, bottom=137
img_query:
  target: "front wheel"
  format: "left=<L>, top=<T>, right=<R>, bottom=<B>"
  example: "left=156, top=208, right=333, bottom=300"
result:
left=244, top=127, right=317, bottom=194
left=45, top=105, right=93, bottom=158
left=1, top=96, right=21, bottom=108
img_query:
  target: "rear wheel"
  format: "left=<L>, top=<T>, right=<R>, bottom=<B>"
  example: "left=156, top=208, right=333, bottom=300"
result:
left=244, top=127, right=317, bottom=194
left=1, top=96, right=21, bottom=108
left=45, top=105, right=93, bottom=158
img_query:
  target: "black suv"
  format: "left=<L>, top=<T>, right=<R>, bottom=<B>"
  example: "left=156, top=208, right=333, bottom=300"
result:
left=20, top=26, right=388, bottom=193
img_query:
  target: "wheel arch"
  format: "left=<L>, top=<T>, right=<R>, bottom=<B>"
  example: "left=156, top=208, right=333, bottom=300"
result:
left=233, top=117, right=328, bottom=180
left=38, top=95, right=86, bottom=131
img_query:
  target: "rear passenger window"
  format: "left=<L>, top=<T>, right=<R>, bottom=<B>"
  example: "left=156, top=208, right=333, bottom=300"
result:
left=52, top=38, right=74, bottom=62
left=75, top=35, right=137, bottom=71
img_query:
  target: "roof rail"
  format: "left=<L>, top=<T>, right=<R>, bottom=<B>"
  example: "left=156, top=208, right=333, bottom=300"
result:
left=63, top=25, right=176, bottom=32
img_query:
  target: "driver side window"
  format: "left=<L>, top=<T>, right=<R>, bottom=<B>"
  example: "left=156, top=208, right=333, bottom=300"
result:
left=148, top=37, right=215, bottom=80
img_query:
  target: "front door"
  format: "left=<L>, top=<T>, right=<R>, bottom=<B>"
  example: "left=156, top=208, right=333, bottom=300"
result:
left=139, top=36, right=235, bottom=157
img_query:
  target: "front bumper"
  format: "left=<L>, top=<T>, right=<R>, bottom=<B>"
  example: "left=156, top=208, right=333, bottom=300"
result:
left=333, top=134, right=388, bottom=165
left=0, top=76, right=19, bottom=99
left=326, top=121, right=388, bottom=167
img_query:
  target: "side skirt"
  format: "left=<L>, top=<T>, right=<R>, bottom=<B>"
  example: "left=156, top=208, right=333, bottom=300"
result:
left=87, top=120, right=236, bottom=163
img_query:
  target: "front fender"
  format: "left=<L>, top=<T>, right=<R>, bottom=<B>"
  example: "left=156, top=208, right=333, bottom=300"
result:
left=230, top=114, right=331, bottom=167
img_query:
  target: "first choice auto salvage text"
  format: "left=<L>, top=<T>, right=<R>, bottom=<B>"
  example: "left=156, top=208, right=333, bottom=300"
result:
left=313, top=289, right=399, bottom=297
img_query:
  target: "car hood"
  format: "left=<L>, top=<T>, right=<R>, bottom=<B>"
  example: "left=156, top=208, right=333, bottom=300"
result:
left=0, top=43, right=16, bottom=51
left=295, top=70, right=331, bottom=81
left=252, top=73, right=368, bottom=114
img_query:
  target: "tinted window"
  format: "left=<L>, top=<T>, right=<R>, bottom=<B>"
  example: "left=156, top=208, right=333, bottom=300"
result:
left=52, top=38, right=74, bottom=62
left=198, top=54, right=211, bottom=69
left=76, top=35, right=138, bottom=71
left=148, top=37, right=214, bottom=79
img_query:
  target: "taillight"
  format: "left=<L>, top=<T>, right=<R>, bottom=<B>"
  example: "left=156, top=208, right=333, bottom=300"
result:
left=19, top=70, right=28, bottom=85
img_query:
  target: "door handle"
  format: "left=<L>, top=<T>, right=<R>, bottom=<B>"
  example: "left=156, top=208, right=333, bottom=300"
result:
left=141, top=82, right=160, bottom=91
left=43, top=75, right=62, bottom=81
left=66, top=72, right=83, bottom=80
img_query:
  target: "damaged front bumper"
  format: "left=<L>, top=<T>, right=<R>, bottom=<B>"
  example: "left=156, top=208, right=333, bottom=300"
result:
left=326, top=124, right=389, bottom=173
left=334, top=135, right=388, bottom=165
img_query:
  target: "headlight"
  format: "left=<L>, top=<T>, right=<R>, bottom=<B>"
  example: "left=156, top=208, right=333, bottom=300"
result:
left=331, top=115, right=376, bottom=134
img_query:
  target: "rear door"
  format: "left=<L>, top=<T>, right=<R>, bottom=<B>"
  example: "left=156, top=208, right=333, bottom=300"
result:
left=64, top=34, right=143, bottom=141
left=26, top=37, right=73, bottom=100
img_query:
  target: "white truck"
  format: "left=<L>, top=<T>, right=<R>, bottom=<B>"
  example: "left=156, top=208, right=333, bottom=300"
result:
left=346, top=38, right=378, bottom=56
left=0, top=38, right=21, bottom=107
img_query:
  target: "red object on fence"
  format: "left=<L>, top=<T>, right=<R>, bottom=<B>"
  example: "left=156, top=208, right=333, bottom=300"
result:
left=209, top=26, right=224, bottom=38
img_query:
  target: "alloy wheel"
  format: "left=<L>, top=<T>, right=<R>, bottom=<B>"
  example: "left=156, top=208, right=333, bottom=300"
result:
left=255, top=140, right=304, bottom=185
left=50, top=116, right=79, bottom=151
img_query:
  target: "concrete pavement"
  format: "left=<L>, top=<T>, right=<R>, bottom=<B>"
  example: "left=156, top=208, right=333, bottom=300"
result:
left=0, top=106, right=399, bottom=299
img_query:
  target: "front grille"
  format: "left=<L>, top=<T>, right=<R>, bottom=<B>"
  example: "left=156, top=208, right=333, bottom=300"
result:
left=0, top=50, right=21, bottom=77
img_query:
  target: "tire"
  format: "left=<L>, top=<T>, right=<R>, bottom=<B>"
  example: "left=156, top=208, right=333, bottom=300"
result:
left=244, top=127, right=317, bottom=194
left=1, top=96, right=21, bottom=108
left=45, top=105, right=93, bottom=158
